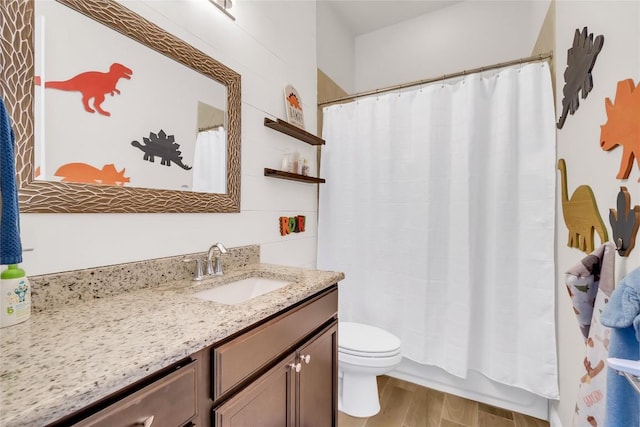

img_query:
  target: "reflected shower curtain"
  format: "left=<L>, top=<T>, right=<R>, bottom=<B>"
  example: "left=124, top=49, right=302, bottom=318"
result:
left=318, top=62, right=558, bottom=399
left=192, top=128, right=226, bottom=193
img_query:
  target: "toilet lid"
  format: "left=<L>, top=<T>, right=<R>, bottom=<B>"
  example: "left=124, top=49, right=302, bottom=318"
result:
left=339, top=322, right=401, bottom=356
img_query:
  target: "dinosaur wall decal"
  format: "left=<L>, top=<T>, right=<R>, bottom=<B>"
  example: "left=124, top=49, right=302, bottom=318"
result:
left=131, top=129, right=192, bottom=170
left=558, top=159, right=608, bottom=253
left=54, top=162, right=130, bottom=186
left=557, top=27, right=604, bottom=129
left=44, top=63, right=133, bottom=117
left=600, top=78, right=640, bottom=181
left=609, top=186, right=640, bottom=257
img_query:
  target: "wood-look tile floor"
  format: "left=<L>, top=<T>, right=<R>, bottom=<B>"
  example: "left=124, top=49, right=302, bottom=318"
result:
left=338, top=376, right=550, bottom=427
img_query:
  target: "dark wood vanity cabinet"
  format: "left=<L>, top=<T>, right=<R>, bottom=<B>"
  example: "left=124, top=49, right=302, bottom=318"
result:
left=212, top=286, right=338, bottom=427
left=52, top=286, right=338, bottom=427
left=213, top=321, right=338, bottom=427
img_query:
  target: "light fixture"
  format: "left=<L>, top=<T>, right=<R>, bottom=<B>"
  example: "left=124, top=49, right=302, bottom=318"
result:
left=209, top=0, right=235, bottom=21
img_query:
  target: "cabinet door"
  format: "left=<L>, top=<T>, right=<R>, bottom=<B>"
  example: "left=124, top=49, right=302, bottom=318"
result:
left=213, top=354, right=296, bottom=427
left=297, top=321, right=338, bottom=427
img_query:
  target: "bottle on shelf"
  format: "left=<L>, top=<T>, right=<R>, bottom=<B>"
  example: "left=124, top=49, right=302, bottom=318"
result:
left=301, top=159, right=310, bottom=176
left=291, top=151, right=300, bottom=174
left=282, top=150, right=292, bottom=172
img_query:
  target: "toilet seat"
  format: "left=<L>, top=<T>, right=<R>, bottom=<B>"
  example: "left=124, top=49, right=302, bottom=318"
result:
left=339, top=346, right=401, bottom=358
left=339, top=322, right=401, bottom=358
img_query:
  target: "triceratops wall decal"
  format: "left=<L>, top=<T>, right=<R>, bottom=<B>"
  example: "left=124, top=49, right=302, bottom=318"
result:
left=600, top=79, right=640, bottom=181
left=557, top=27, right=604, bottom=129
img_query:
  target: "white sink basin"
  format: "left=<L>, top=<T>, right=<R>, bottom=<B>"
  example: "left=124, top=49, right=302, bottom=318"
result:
left=193, top=277, right=291, bottom=304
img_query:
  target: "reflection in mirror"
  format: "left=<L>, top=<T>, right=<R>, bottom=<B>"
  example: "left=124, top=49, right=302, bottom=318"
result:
left=33, top=1, right=228, bottom=194
left=0, top=0, right=241, bottom=213
left=194, top=102, right=227, bottom=193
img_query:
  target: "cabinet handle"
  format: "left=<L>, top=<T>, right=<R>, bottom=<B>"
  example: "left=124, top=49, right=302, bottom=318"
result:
left=289, top=362, right=302, bottom=373
left=300, top=354, right=311, bottom=364
left=135, top=415, right=154, bottom=427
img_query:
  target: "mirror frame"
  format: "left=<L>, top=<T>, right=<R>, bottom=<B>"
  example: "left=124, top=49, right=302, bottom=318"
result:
left=0, top=0, right=241, bottom=213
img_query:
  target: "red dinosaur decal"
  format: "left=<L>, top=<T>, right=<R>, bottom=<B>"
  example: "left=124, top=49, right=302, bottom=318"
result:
left=600, top=79, right=640, bottom=181
left=45, top=63, right=133, bottom=117
left=54, top=162, right=130, bottom=186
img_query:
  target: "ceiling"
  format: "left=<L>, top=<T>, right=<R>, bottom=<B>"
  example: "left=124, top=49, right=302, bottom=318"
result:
left=324, top=0, right=464, bottom=36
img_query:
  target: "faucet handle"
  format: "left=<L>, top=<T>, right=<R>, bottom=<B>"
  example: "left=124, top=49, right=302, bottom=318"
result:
left=183, top=257, right=205, bottom=281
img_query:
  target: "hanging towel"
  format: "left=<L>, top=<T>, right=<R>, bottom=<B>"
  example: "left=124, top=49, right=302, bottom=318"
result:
left=600, top=266, right=640, bottom=427
left=565, top=243, right=615, bottom=427
left=0, top=97, right=23, bottom=265
left=192, top=128, right=226, bottom=194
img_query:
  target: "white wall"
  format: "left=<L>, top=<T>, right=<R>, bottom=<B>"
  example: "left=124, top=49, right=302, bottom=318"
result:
left=316, top=1, right=355, bottom=93
left=18, top=0, right=320, bottom=275
left=354, top=0, right=551, bottom=92
left=554, top=2, right=640, bottom=426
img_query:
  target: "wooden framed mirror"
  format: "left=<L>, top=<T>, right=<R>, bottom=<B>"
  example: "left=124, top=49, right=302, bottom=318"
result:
left=0, top=0, right=241, bottom=213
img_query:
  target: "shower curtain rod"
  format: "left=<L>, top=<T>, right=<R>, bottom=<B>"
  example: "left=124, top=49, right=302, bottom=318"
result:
left=198, top=124, right=223, bottom=132
left=318, top=51, right=553, bottom=107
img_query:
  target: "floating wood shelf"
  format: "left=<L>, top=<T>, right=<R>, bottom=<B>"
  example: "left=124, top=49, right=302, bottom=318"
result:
left=264, top=168, right=326, bottom=184
left=264, top=118, right=325, bottom=146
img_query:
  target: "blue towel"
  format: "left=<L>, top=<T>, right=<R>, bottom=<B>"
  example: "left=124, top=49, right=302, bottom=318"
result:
left=0, top=97, right=23, bottom=265
left=601, top=267, right=640, bottom=427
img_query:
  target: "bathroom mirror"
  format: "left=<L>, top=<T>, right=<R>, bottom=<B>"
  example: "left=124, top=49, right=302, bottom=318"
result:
left=0, top=0, right=241, bottom=213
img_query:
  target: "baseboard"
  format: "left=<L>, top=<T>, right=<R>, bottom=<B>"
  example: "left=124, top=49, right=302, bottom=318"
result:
left=548, top=404, right=564, bottom=427
left=390, top=358, right=549, bottom=420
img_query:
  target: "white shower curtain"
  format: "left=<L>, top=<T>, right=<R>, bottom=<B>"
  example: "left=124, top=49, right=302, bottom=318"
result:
left=192, top=128, right=226, bottom=193
left=318, top=62, right=558, bottom=399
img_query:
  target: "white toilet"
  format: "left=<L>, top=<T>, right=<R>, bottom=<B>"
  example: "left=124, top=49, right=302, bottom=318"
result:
left=338, top=322, right=402, bottom=418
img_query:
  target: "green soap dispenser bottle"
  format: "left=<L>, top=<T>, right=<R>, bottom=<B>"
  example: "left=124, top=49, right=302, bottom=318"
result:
left=1, top=264, right=31, bottom=327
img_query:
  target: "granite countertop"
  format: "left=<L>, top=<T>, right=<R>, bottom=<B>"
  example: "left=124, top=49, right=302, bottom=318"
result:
left=0, top=263, right=344, bottom=427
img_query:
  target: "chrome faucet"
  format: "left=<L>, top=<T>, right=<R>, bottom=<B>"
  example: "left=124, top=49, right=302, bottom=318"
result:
left=206, top=242, right=228, bottom=276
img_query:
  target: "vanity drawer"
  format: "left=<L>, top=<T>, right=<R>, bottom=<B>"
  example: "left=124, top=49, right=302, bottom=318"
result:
left=73, top=360, right=197, bottom=427
left=213, top=286, right=338, bottom=399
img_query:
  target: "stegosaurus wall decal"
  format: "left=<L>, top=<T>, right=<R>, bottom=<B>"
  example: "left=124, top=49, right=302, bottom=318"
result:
left=557, top=27, right=604, bottom=129
left=609, top=186, right=640, bottom=257
left=600, top=79, right=640, bottom=181
left=131, top=129, right=192, bottom=170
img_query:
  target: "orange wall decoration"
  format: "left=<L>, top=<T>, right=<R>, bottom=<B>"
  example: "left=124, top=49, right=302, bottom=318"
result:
left=54, top=162, right=130, bottom=186
left=600, top=78, right=640, bottom=181
left=279, top=215, right=306, bottom=236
